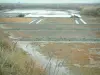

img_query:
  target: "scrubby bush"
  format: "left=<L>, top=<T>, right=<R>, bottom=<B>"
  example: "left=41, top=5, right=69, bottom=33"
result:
left=0, top=5, right=3, bottom=10
left=80, top=7, right=100, bottom=16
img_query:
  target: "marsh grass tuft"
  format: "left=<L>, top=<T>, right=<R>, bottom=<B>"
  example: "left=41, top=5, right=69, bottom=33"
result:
left=0, top=39, right=46, bottom=75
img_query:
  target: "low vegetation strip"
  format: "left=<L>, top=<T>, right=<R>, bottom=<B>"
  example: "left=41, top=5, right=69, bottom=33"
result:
left=0, top=18, right=32, bottom=23
left=0, top=30, right=46, bottom=75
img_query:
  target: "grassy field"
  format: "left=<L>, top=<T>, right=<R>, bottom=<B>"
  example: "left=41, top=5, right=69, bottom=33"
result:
left=0, top=18, right=32, bottom=23
left=37, top=42, right=100, bottom=75
left=0, top=17, right=75, bottom=24
left=39, top=43, right=100, bottom=64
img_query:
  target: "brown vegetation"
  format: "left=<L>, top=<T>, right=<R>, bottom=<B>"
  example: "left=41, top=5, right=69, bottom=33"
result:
left=40, top=43, right=100, bottom=65
left=0, top=29, right=46, bottom=75
left=0, top=18, right=32, bottom=23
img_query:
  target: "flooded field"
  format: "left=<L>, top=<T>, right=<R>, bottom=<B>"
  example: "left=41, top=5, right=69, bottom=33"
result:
left=4, top=9, right=78, bottom=18
left=1, top=23, right=100, bottom=41
left=0, top=8, right=100, bottom=75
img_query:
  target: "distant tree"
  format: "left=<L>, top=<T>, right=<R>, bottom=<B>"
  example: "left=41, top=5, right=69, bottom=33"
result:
left=0, top=5, right=3, bottom=10
left=17, top=14, right=25, bottom=17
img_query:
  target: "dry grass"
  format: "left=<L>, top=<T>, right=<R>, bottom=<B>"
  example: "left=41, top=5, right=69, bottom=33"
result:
left=0, top=40, right=46, bottom=75
left=0, top=29, right=46, bottom=75
left=40, top=43, right=100, bottom=65
left=95, top=32, right=100, bottom=38
left=35, top=42, right=100, bottom=75
left=0, top=18, right=32, bottom=23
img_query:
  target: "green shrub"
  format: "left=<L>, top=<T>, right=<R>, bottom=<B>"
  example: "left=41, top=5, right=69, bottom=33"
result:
left=17, top=14, right=25, bottom=17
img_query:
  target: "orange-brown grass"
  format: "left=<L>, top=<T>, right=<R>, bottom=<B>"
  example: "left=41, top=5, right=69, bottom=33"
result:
left=40, top=43, right=100, bottom=65
left=0, top=18, right=32, bottom=23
